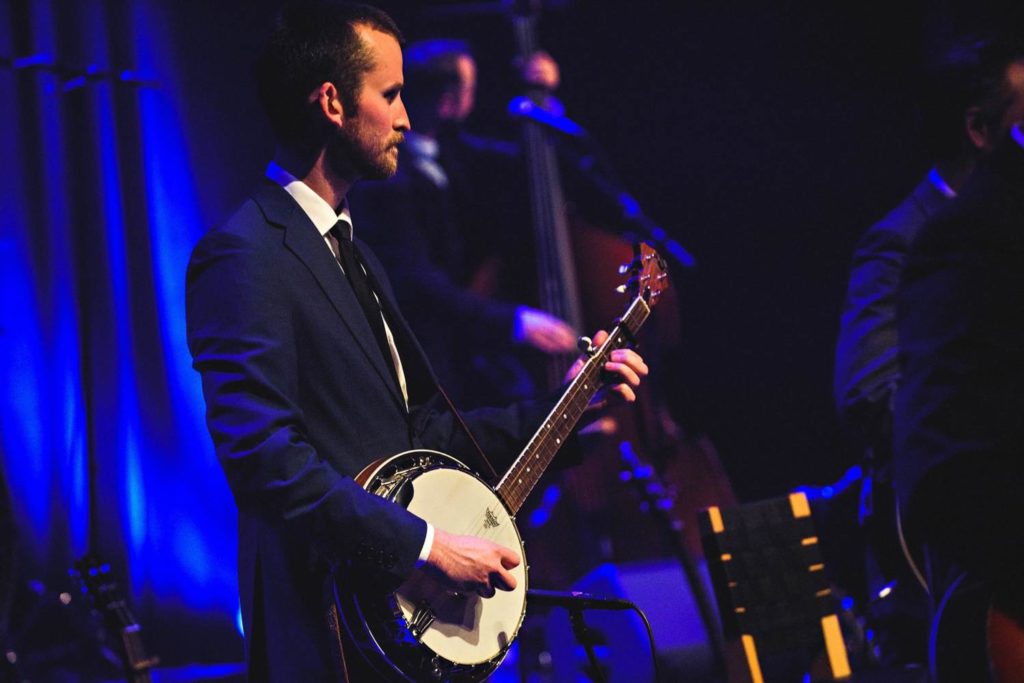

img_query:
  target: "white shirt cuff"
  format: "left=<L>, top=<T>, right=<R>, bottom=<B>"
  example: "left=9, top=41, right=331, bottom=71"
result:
left=416, top=522, right=435, bottom=567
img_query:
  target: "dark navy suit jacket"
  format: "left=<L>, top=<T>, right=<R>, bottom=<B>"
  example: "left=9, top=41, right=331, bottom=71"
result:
left=186, top=181, right=556, bottom=680
left=834, top=176, right=950, bottom=444
left=895, top=139, right=1024, bottom=584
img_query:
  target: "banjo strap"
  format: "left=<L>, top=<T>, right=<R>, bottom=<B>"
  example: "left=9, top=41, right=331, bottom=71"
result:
left=434, top=382, right=499, bottom=483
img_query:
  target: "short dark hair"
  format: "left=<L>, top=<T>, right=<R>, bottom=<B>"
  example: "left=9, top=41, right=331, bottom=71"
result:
left=401, top=39, right=473, bottom=120
left=923, top=32, right=1024, bottom=162
left=255, top=1, right=404, bottom=147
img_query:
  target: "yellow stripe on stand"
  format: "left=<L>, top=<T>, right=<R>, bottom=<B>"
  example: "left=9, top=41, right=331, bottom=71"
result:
left=741, top=634, right=765, bottom=683
left=707, top=506, right=724, bottom=533
left=789, top=492, right=811, bottom=518
left=821, top=614, right=852, bottom=678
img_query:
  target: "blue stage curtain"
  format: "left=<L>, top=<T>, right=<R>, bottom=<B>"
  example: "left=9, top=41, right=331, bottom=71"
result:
left=0, top=0, right=242, bottom=667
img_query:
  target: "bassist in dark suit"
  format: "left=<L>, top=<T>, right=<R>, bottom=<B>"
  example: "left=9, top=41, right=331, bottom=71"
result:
left=185, top=3, right=647, bottom=680
left=350, top=39, right=579, bottom=408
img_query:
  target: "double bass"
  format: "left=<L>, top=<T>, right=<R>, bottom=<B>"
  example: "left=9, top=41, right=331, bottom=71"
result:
left=506, top=3, right=732, bottom=674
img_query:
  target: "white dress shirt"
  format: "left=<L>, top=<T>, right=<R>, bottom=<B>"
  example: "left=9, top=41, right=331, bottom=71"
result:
left=265, top=161, right=434, bottom=565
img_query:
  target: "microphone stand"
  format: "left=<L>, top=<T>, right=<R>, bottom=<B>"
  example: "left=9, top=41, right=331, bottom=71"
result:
left=527, top=589, right=658, bottom=683
left=507, top=98, right=697, bottom=270
left=569, top=607, right=607, bottom=683
left=567, top=145, right=697, bottom=270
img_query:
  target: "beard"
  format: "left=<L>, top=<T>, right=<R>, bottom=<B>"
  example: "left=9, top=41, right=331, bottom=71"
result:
left=326, top=118, right=404, bottom=182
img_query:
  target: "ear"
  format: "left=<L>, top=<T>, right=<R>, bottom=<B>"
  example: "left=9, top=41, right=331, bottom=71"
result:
left=309, top=82, right=346, bottom=128
left=965, top=105, right=991, bottom=151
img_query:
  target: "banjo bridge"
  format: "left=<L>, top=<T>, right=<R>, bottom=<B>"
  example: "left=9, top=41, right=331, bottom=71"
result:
left=409, top=601, right=437, bottom=639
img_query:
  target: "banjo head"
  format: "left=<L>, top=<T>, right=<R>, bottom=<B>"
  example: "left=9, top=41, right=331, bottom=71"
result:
left=396, top=465, right=527, bottom=665
left=352, top=450, right=527, bottom=678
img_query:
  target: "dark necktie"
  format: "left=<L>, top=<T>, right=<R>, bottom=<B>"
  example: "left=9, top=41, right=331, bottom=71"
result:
left=328, top=223, right=398, bottom=385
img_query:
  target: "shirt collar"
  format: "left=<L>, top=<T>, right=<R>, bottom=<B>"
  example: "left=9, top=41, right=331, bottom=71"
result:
left=403, top=131, right=440, bottom=160
left=926, top=167, right=957, bottom=199
left=265, top=161, right=353, bottom=239
left=1012, top=122, right=1024, bottom=152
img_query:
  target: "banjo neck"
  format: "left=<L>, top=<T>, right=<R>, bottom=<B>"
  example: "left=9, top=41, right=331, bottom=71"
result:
left=496, top=274, right=657, bottom=513
left=340, top=243, right=669, bottom=683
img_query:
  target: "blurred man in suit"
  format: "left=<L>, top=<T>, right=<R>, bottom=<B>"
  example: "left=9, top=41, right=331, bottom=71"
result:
left=834, top=33, right=1024, bottom=670
left=350, top=40, right=578, bottom=407
left=896, top=122, right=1024, bottom=682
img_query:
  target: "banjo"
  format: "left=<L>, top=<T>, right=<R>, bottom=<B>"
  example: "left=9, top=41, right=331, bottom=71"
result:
left=335, top=243, right=670, bottom=681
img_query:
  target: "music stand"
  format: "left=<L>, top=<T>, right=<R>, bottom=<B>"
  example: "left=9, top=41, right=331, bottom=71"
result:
left=699, top=492, right=852, bottom=681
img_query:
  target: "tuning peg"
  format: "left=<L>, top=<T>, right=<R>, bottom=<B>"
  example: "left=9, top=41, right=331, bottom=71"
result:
left=577, top=336, right=595, bottom=355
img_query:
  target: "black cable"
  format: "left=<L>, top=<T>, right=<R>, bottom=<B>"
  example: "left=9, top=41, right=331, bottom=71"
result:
left=629, top=602, right=661, bottom=683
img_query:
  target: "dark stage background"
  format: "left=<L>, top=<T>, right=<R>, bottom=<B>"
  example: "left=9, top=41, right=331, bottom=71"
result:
left=2, top=0, right=1021, bottom=670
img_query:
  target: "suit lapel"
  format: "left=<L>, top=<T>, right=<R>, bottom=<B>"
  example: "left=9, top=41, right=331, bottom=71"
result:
left=251, top=181, right=405, bottom=408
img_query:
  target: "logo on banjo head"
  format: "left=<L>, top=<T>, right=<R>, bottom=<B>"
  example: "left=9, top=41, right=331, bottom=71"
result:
left=483, top=508, right=501, bottom=529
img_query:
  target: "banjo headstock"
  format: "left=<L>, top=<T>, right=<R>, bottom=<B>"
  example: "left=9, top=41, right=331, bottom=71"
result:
left=622, top=242, right=670, bottom=311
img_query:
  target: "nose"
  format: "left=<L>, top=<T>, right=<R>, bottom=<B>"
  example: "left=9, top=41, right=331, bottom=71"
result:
left=394, top=95, right=410, bottom=132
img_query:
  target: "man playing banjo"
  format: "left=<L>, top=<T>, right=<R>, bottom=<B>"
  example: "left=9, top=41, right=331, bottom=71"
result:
left=185, top=2, right=649, bottom=680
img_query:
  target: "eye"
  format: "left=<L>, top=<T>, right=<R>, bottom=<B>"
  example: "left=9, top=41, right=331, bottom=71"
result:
left=384, top=87, right=401, bottom=103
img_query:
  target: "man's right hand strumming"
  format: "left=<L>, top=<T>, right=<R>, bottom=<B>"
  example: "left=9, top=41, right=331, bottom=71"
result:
left=425, top=528, right=521, bottom=598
